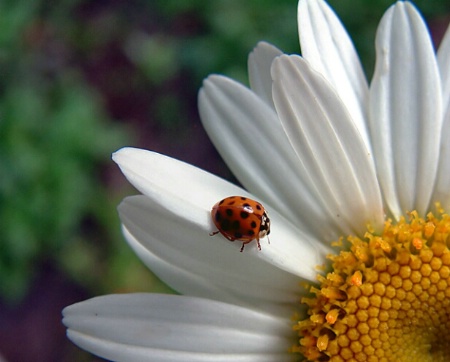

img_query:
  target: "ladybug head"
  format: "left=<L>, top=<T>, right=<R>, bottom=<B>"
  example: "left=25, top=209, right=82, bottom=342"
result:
left=258, top=212, right=271, bottom=238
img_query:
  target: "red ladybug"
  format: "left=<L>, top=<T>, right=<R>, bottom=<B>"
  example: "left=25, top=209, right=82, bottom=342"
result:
left=210, top=196, right=271, bottom=252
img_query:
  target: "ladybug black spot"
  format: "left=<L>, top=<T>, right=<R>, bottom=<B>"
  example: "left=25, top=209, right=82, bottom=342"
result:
left=215, top=212, right=222, bottom=222
left=220, top=219, right=231, bottom=231
left=256, top=204, right=262, bottom=210
left=240, top=211, right=249, bottom=219
left=243, top=203, right=251, bottom=208
left=250, top=221, right=257, bottom=229
left=234, top=232, right=243, bottom=238
left=226, top=209, right=233, bottom=217
left=247, top=229, right=255, bottom=236
left=232, top=220, right=240, bottom=230
left=240, top=197, right=247, bottom=200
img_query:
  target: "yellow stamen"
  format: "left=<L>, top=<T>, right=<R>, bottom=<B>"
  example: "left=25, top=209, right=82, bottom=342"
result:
left=317, top=334, right=329, bottom=351
left=350, top=271, right=363, bottom=286
left=293, top=208, right=450, bottom=361
left=326, top=309, right=340, bottom=325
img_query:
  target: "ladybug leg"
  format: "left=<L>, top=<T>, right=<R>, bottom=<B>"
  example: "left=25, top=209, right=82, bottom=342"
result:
left=240, top=242, right=245, bottom=252
left=209, top=230, right=220, bottom=236
left=256, top=239, right=261, bottom=251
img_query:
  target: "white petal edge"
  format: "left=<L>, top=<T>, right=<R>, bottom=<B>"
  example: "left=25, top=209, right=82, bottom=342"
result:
left=113, top=148, right=330, bottom=281
left=199, top=75, right=350, bottom=242
left=119, top=195, right=315, bottom=317
left=369, top=2, right=442, bottom=218
left=272, top=54, right=385, bottom=236
left=438, top=23, right=450, bottom=107
left=298, top=0, right=370, bottom=148
left=433, top=22, right=450, bottom=208
left=63, top=293, right=297, bottom=362
left=248, top=41, right=283, bottom=108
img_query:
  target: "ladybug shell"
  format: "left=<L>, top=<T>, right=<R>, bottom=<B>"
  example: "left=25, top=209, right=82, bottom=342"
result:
left=211, top=196, right=270, bottom=244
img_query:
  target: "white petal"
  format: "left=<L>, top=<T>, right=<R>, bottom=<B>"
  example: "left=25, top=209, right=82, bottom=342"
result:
left=433, top=119, right=450, bottom=210
left=199, top=75, right=348, bottom=241
left=369, top=2, right=442, bottom=218
left=298, top=0, right=370, bottom=148
left=433, top=23, right=450, bottom=208
left=113, top=148, right=329, bottom=279
left=438, top=23, right=450, bottom=107
left=248, top=41, right=283, bottom=108
left=199, top=75, right=298, bottom=218
left=118, top=194, right=325, bottom=316
left=272, top=55, right=385, bottom=236
left=63, top=294, right=296, bottom=362
left=113, top=147, right=232, bottom=212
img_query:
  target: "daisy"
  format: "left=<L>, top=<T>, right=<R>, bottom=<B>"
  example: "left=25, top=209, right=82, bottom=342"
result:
left=63, top=0, right=450, bottom=361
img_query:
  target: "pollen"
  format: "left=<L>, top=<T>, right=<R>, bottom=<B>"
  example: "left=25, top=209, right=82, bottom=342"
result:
left=292, top=209, right=450, bottom=361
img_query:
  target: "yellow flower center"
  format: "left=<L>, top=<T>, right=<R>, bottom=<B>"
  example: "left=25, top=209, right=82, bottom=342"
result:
left=292, top=207, right=450, bottom=361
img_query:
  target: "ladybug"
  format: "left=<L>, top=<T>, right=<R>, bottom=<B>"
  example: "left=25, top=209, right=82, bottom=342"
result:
left=210, top=196, right=271, bottom=252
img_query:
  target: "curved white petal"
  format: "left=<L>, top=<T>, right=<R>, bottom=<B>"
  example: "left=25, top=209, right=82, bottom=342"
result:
left=113, top=148, right=329, bottom=284
left=119, top=195, right=317, bottom=316
left=298, top=0, right=370, bottom=148
left=63, top=294, right=296, bottom=362
left=433, top=23, right=450, bottom=208
left=369, top=2, right=442, bottom=218
left=438, top=23, right=450, bottom=107
left=121, top=224, right=304, bottom=318
left=199, top=75, right=300, bottom=218
left=272, top=55, right=384, bottom=236
left=248, top=41, right=283, bottom=108
left=113, top=147, right=232, bottom=212
left=199, top=75, right=353, bottom=241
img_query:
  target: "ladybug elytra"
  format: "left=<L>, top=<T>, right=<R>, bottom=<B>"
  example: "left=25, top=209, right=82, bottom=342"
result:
left=210, top=196, right=270, bottom=252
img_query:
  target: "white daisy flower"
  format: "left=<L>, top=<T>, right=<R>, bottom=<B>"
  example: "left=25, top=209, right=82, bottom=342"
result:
left=63, top=0, right=450, bottom=361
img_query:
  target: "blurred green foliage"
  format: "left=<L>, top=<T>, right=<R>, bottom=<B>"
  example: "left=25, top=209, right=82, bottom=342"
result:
left=0, top=0, right=129, bottom=302
left=0, top=0, right=449, bottom=305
